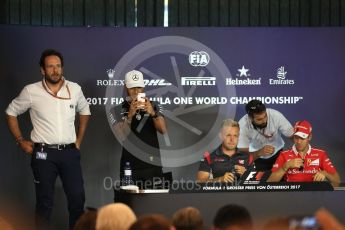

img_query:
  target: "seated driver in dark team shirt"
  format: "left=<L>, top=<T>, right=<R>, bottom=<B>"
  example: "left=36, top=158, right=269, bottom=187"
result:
left=197, top=119, right=253, bottom=183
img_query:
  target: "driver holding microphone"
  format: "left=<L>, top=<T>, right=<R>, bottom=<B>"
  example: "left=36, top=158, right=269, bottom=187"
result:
left=109, top=70, right=167, bottom=188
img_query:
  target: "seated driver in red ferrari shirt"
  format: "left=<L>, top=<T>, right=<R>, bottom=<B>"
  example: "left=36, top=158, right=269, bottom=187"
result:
left=267, top=120, right=340, bottom=187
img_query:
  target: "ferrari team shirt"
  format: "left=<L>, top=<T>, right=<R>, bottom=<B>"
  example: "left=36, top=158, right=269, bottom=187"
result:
left=271, top=145, right=337, bottom=182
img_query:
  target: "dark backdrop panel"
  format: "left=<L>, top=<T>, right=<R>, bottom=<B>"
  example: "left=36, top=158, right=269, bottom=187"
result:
left=2, top=0, right=345, bottom=26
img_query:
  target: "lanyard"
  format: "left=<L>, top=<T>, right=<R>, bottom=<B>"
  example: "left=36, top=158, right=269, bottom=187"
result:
left=256, top=128, right=274, bottom=139
left=42, top=79, right=71, bottom=100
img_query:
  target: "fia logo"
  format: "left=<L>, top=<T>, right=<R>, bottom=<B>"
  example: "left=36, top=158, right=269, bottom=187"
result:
left=277, top=66, right=287, bottom=79
left=106, top=69, right=115, bottom=78
left=189, top=51, right=210, bottom=67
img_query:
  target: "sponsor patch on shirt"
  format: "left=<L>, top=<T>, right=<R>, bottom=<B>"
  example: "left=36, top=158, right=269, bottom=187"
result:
left=307, top=158, right=320, bottom=166
left=214, top=157, right=225, bottom=162
left=288, top=168, right=318, bottom=174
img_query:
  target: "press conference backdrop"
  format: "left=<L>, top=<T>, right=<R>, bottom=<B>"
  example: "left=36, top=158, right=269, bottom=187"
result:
left=1, top=26, right=345, bottom=227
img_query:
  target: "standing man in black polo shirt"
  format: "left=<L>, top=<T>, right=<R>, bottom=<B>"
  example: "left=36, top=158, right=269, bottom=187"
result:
left=197, top=119, right=253, bottom=183
left=109, top=70, right=167, bottom=188
left=6, top=49, right=91, bottom=229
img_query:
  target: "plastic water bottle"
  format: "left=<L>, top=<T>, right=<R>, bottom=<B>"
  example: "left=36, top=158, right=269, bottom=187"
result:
left=122, top=162, right=134, bottom=186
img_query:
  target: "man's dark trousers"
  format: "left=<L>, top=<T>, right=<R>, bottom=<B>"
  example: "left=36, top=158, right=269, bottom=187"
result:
left=31, top=146, right=85, bottom=230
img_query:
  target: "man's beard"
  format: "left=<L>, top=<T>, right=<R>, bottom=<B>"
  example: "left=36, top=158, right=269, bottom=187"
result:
left=252, top=122, right=267, bottom=129
left=45, top=75, right=62, bottom=84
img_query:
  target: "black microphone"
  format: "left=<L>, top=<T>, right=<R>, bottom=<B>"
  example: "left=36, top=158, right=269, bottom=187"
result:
left=230, top=168, right=240, bottom=185
left=299, top=159, right=304, bottom=171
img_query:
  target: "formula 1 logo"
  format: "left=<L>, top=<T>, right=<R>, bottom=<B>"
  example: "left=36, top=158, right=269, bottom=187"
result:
left=245, top=171, right=257, bottom=181
left=245, top=171, right=264, bottom=181
left=189, top=51, right=210, bottom=67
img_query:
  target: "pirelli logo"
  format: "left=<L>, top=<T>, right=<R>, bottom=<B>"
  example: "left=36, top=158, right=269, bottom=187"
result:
left=181, top=77, right=216, bottom=86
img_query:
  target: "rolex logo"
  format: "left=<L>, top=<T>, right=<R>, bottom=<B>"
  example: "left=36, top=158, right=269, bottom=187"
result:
left=106, top=69, right=115, bottom=78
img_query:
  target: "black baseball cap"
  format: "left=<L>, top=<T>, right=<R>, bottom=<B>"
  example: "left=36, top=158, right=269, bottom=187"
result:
left=245, top=99, right=266, bottom=117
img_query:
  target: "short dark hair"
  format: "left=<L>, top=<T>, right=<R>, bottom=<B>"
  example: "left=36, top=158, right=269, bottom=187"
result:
left=73, top=208, right=97, bottom=230
left=245, top=99, right=266, bottom=117
left=213, top=204, right=253, bottom=229
left=39, top=49, right=64, bottom=68
left=172, top=207, right=203, bottom=230
left=130, top=215, right=172, bottom=230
